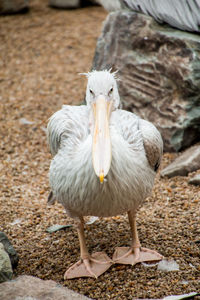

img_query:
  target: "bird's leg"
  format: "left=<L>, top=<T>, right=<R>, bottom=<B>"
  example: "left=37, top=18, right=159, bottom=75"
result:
left=113, top=210, right=163, bottom=265
left=77, top=216, right=90, bottom=260
left=64, top=217, right=113, bottom=279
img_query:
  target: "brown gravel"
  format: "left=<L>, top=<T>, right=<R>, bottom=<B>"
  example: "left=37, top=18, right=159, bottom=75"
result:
left=0, top=1, right=199, bottom=299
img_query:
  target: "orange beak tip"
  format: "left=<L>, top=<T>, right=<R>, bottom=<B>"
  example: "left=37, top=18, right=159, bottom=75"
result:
left=99, top=173, right=104, bottom=183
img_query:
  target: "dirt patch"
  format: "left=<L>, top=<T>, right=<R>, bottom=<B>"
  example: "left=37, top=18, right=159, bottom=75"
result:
left=0, top=1, right=199, bottom=299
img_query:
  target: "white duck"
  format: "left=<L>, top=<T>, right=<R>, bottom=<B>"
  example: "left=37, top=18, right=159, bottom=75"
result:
left=47, top=70, right=163, bottom=279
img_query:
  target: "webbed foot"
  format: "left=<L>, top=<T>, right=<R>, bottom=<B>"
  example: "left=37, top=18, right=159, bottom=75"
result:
left=64, top=252, right=113, bottom=279
left=113, top=246, right=163, bottom=265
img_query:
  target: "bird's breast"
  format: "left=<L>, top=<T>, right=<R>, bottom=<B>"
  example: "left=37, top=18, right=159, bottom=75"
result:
left=49, top=122, right=155, bottom=218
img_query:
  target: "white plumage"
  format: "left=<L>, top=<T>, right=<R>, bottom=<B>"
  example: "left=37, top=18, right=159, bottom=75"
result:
left=47, top=70, right=163, bottom=279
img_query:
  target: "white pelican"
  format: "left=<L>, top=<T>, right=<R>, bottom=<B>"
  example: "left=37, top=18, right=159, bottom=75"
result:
left=47, top=70, right=163, bottom=279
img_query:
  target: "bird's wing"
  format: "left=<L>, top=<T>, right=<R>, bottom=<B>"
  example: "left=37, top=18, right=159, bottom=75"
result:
left=47, top=105, right=89, bottom=156
left=139, top=119, right=163, bottom=172
left=115, top=109, right=163, bottom=171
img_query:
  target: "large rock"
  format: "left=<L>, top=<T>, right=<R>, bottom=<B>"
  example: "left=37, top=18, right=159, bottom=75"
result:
left=0, top=275, right=91, bottom=300
left=0, top=232, right=19, bottom=269
left=49, top=0, right=81, bottom=8
left=96, top=0, right=123, bottom=11
left=49, top=0, right=98, bottom=9
left=124, top=0, right=200, bottom=32
left=0, top=243, right=13, bottom=283
left=0, top=0, right=29, bottom=14
left=92, top=11, right=200, bottom=152
left=188, top=174, right=200, bottom=185
left=161, top=144, right=200, bottom=178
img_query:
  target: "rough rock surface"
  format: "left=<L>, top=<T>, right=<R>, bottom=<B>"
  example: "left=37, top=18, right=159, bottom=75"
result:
left=0, top=0, right=29, bottom=14
left=0, top=243, right=13, bottom=283
left=0, top=232, right=19, bottom=269
left=188, top=174, right=200, bottom=185
left=0, top=275, right=91, bottom=300
left=92, top=11, right=200, bottom=152
left=161, top=144, right=200, bottom=178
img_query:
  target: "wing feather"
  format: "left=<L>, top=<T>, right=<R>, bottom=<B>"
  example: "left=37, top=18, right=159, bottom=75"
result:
left=139, top=119, right=163, bottom=171
left=47, top=105, right=89, bottom=156
left=114, top=109, right=163, bottom=171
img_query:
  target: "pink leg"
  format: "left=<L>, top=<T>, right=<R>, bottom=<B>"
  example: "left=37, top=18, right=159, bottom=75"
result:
left=113, top=211, right=163, bottom=265
left=64, top=217, right=113, bottom=279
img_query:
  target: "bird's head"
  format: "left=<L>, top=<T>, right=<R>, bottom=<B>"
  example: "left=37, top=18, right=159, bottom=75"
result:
left=85, top=70, right=120, bottom=109
left=82, top=70, right=120, bottom=183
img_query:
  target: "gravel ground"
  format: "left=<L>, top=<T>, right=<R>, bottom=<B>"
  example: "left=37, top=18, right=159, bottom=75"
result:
left=0, top=1, right=199, bottom=299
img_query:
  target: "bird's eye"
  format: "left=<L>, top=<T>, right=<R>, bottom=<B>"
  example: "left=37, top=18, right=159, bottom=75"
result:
left=108, top=87, right=113, bottom=96
left=90, top=89, right=94, bottom=96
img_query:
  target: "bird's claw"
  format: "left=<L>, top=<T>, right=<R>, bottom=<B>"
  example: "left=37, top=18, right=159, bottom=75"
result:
left=82, top=258, right=98, bottom=278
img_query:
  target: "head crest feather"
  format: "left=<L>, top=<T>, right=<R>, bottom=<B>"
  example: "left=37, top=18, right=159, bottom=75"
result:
left=79, top=69, right=119, bottom=80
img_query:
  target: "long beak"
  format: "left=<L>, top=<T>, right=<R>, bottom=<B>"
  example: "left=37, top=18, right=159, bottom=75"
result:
left=92, top=95, right=112, bottom=183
